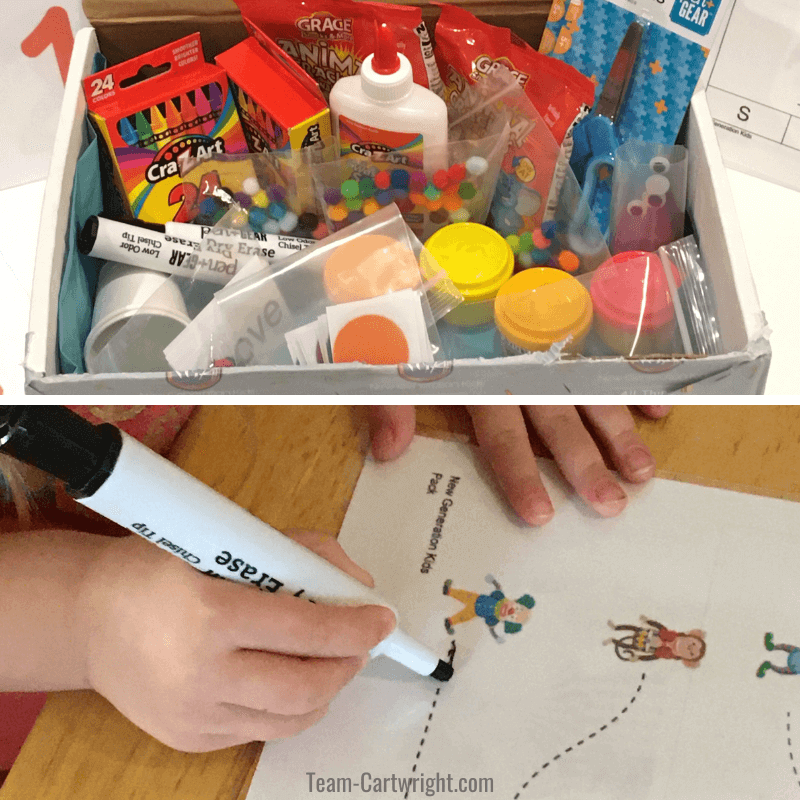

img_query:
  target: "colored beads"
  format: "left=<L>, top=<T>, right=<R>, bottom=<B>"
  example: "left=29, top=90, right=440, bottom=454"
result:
left=247, top=207, right=268, bottom=231
left=242, top=176, right=260, bottom=196
left=264, top=219, right=281, bottom=234
left=321, top=160, right=487, bottom=232
left=341, top=179, right=360, bottom=199
left=359, top=177, right=376, bottom=197
left=557, top=250, right=580, bottom=273
left=279, top=211, right=299, bottom=232
left=268, top=202, right=287, bottom=220
left=466, top=156, right=488, bottom=176
left=252, top=190, right=268, bottom=208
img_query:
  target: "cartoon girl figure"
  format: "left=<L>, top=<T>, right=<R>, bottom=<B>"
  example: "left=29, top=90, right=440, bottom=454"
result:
left=443, top=574, right=534, bottom=643
left=603, top=616, right=706, bottom=668
left=757, top=633, right=800, bottom=677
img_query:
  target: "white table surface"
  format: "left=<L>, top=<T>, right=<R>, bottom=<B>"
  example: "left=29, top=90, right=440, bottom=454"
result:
left=1, top=170, right=798, bottom=397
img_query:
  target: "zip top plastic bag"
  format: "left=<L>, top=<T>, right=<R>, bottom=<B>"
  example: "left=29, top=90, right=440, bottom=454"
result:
left=164, top=204, right=462, bottom=370
left=433, top=3, right=595, bottom=148
left=233, top=0, right=442, bottom=99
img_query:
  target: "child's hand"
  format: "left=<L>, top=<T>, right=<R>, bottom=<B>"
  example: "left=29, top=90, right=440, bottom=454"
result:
left=78, top=530, right=395, bottom=752
left=368, top=405, right=669, bottom=526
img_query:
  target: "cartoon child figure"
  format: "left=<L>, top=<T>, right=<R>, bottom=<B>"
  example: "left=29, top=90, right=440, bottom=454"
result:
left=443, top=574, right=534, bottom=643
left=603, top=616, right=707, bottom=668
left=756, top=633, right=800, bottom=678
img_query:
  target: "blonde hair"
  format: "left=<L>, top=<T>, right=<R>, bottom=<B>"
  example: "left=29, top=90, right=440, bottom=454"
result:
left=0, top=453, right=34, bottom=531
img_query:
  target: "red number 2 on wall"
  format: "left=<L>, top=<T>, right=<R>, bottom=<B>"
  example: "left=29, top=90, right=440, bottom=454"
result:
left=21, top=6, right=75, bottom=85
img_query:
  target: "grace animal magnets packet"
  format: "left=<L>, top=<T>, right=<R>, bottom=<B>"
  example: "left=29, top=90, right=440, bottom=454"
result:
left=247, top=436, right=800, bottom=800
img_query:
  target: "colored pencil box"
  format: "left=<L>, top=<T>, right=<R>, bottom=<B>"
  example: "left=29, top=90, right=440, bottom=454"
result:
left=83, top=32, right=249, bottom=224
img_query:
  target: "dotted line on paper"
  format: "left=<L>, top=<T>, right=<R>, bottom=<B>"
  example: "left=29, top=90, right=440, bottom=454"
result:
left=513, top=672, right=647, bottom=800
left=404, top=640, right=457, bottom=800
left=786, top=711, right=800, bottom=788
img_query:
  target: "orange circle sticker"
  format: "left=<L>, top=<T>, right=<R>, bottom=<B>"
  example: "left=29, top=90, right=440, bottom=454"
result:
left=333, top=315, right=410, bottom=365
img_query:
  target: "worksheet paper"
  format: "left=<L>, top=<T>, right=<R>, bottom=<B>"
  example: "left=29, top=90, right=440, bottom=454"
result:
left=248, top=436, right=800, bottom=799
left=704, top=0, right=800, bottom=192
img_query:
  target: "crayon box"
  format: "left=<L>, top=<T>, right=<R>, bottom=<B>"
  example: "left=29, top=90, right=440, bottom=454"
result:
left=84, top=32, right=249, bottom=223
left=216, top=22, right=331, bottom=212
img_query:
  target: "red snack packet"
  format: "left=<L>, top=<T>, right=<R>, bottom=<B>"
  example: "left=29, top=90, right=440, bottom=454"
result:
left=233, top=0, right=442, bottom=99
left=433, top=4, right=594, bottom=146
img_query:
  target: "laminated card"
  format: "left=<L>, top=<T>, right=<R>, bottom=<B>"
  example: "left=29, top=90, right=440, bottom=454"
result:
left=248, top=435, right=800, bottom=799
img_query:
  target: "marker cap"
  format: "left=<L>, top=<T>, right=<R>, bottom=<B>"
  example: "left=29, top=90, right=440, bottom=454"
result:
left=0, top=406, right=121, bottom=498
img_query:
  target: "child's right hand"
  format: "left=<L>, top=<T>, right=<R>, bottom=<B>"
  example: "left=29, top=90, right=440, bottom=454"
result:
left=78, top=530, right=396, bottom=752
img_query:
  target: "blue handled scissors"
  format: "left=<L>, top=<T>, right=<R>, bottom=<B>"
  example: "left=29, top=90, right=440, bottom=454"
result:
left=570, top=20, right=644, bottom=235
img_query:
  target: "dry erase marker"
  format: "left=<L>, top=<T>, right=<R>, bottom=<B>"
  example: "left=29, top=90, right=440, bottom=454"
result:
left=0, top=406, right=453, bottom=683
left=78, top=216, right=314, bottom=284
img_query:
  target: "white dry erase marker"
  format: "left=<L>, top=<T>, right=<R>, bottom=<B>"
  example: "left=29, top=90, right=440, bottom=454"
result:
left=78, top=216, right=314, bottom=285
left=0, top=406, right=453, bottom=683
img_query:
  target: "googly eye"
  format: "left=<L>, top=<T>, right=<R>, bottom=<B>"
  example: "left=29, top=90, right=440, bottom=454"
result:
left=646, top=193, right=666, bottom=209
left=650, top=156, right=670, bottom=174
left=627, top=200, right=645, bottom=216
left=645, top=174, right=670, bottom=196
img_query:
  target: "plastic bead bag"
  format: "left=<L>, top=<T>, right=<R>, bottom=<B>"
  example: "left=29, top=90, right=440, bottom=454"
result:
left=310, top=130, right=509, bottom=242
left=164, top=204, right=462, bottom=370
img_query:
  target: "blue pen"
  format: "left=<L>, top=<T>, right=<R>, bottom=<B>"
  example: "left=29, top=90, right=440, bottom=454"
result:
left=570, top=20, right=645, bottom=236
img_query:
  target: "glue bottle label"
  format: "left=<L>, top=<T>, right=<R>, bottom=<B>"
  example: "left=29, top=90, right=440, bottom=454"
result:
left=338, top=114, right=424, bottom=169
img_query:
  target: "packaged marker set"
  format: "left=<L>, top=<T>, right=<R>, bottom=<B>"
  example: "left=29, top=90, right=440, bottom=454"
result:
left=67, top=0, right=727, bottom=376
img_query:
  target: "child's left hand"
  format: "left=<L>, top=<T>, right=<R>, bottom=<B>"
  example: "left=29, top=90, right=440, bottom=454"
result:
left=368, top=405, right=669, bottom=525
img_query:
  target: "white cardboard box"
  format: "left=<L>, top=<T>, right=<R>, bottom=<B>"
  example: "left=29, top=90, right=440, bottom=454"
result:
left=24, top=25, right=771, bottom=395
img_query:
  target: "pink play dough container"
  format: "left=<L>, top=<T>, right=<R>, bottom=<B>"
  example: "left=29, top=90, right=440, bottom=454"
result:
left=589, top=250, right=681, bottom=357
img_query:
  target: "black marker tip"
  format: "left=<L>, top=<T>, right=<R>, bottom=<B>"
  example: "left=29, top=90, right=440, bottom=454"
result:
left=430, top=659, right=454, bottom=682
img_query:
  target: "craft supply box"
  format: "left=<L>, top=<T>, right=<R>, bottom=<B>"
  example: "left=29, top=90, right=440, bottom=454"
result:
left=24, top=0, right=771, bottom=395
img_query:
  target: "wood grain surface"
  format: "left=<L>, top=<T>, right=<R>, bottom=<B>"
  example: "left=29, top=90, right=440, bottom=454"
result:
left=4, top=404, right=800, bottom=800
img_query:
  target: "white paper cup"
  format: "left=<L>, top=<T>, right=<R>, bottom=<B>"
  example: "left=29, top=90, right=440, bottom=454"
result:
left=85, top=262, right=191, bottom=373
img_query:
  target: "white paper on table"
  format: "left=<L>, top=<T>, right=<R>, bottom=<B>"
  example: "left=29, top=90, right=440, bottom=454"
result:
left=702, top=0, right=800, bottom=192
left=248, top=435, right=800, bottom=800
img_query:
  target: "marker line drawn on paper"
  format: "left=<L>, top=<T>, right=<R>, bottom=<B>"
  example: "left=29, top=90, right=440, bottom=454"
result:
left=404, top=640, right=457, bottom=800
left=512, top=673, right=647, bottom=800
left=785, top=712, right=800, bottom=789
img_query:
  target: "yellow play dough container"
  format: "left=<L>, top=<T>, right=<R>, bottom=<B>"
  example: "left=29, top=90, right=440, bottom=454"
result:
left=494, top=267, right=593, bottom=355
left=422, top=223, right=514, bottom=326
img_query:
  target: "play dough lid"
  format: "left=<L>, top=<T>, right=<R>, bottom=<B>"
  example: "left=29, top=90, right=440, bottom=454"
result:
left=590, top=251, right=681, bottom=331
left=422, top=223, right=514, bottom=302
left=323, top=234, right=421, bottom=303
left=494, top=267, right=592, bottom=350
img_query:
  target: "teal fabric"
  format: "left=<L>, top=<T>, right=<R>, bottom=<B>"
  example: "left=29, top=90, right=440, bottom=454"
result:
left=57, top=52, right=107, bottom=373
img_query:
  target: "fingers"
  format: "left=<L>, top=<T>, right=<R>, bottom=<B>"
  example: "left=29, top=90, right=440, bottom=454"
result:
left=523, top=406, right=630, bottom=518
left=222, top=649, right=367, bottom=715
left=466, top=406, right=554, bottom=526
left=636, top=405, right=671, bottom=419
left=580, top=406, right=657, bottom=484
left=367, top=406, right=416, bottom=461
left=213, top=583, right=395, bottom=658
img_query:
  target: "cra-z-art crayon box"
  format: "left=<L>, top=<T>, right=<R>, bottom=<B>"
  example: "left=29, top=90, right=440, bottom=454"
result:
left=84, top=33, right=249, bottom=224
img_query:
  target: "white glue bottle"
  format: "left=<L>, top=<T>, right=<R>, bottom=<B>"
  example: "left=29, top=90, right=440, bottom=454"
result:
left=329, top=23, right=448, bottom=173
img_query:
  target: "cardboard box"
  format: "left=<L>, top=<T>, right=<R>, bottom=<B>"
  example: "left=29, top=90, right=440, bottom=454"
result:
left=24, top=2, right=771, bottom=394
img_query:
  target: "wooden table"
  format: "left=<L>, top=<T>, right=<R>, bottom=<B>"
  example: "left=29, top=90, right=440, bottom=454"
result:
left=4, top=404, right=800, bottom=800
